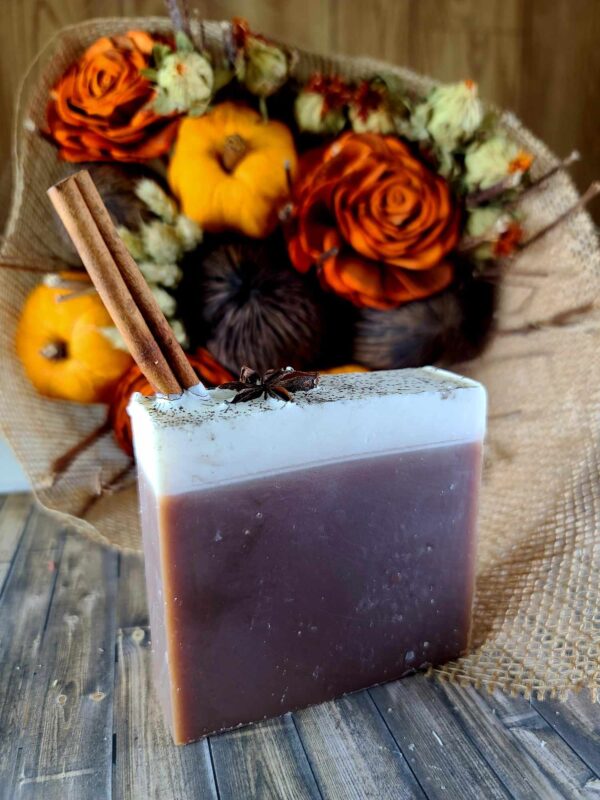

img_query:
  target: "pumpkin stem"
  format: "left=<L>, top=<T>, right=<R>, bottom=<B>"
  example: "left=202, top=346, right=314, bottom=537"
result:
left=259, top=96, right=269, bottom=122
left=40, top=340, right=67, bottom=361
left=221, top=134, right=248, bottom=172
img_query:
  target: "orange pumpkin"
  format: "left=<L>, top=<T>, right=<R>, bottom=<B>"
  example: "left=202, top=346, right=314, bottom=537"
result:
left=16, top=272, right=132, bottom=403
left=168, top=102, right=297, bottom=239
left=321, top=364, right=369, bottom=374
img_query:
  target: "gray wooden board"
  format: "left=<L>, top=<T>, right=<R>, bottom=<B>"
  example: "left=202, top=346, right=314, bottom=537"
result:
left=437, top=680, right=597, bottom=798
left=116, top=551, right=148, bottom=629
left=532, top=692, right=600, bottom=778
left=114, top=625, right=219, bottom=800
left=370, top=676, right=512, bottom=799
left=292, top=692, right=425, bottom=799
left=1, top=497, right=600, bottom=800
left=0, top=507, right=64, bottom=797
left=209, top=714, right=322, bottom=800
left=0, top=494, right=32, bottom=562
left=15, top=534, right=119, bottom=799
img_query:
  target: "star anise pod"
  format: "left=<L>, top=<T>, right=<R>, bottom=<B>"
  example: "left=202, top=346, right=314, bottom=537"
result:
left=217, top=366, right=319, bottom=403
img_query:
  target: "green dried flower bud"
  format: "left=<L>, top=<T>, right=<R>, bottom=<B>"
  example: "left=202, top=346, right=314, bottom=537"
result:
left=294, top=91, right=345, bottom=134
left=411, top=80, right=484, bottom=150
left=237, top=37, right=289, bottom=97
left=466, top=206, right=515, bottom=259
left=349, top=105, right=394, bottom=134
left=467, top=205, right=506, bottom=238
left=153, top=50, right=213, bottom=116
left=465, top=136, right=533, bottom=190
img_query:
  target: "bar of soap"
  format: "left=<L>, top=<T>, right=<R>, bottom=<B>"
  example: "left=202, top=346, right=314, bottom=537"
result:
left=129, top=367, right=486, bottom=744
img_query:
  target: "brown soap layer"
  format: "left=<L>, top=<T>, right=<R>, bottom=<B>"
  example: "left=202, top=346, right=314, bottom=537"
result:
left=139, top=442, right=481, bottom=744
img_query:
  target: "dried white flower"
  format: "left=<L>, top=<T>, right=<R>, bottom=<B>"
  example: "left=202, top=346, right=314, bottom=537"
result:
left=150, top=285, right=177, bottom=318
left=138, top=261, right=182, bottom=288
left=175, top=215, right=203, bottom=251
left=141, top=220, right=183, bottom=264
left=117, top=226, right=146, bottom=261
left=169, top=318, right=189, bottom=348
left=135, top=179, right=178, bottom=224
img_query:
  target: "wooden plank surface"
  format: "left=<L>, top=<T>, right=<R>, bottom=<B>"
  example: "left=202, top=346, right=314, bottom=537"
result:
left=436, top=680, right=597, bottom=799
left=114, top=626, right=219, bottom=800
left=0, top=496, right=599, bottom=800
left=293, top=693, right=425, bottom=799
left=532, top=692, right=600, bottom=778
left=370, top=678, right=511, bottom=799
left=116, top=551, right=148, bottom=629
left=16, top=534, right=118, bottom=799
left=0, top=506, right=65, bottom=794
left=0, top=0, right=599, bottom=232
left=209, top=715, right=322, bottom=800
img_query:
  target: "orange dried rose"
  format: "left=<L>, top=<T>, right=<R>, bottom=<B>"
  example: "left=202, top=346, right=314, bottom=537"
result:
left=286, top=133, right=461, bottom=309
left=47, top=30, right=180, bottom=162
left=110, top=348, right=233, bottom=456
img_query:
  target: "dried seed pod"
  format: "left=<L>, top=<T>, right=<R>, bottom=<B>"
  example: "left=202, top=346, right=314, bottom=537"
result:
left=179, top=233, right=324, bottom=374
left=353, top=272, right=496, bottom=370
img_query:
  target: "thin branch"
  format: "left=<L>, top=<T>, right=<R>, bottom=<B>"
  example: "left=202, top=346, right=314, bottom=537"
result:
left=519, top=181, right=600, bottom=252
left=51, top=418, right=111, bottom=483
left=164, top=0, right=192, bottom=38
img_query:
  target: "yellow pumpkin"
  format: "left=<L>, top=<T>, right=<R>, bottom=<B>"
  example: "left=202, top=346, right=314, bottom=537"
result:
left=168, top=102, right=297, bottom=239
left=16, top=272, right=133, bottom=403
left=321, top=365, right=369, bottom=374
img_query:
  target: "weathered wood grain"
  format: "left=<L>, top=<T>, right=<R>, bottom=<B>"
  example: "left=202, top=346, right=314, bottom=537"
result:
left=0, top=494, right=31, bottom=563
left=14, top=533, right=118, bottom=799
left=117, top=550, right=148, bottom=628
left=114, top=625, right=219, bottom=800
left=293, top=692, right=425, bottom=799
left=370, top=675, right=511, bottom=799
left=0, top=507, right=64, bottom=793
left=209, top=713, right=322, bottom=800
left=438, top=680, right=597, bottom=799
left=532, top=691, right=600, bottom=778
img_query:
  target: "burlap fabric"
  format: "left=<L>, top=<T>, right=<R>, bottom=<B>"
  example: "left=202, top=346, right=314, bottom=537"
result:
left=0, top=17, right=598, bottom=700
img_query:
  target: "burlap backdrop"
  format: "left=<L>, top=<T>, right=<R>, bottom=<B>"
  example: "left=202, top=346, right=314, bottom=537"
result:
left=0, top=17, right=598, bottom=700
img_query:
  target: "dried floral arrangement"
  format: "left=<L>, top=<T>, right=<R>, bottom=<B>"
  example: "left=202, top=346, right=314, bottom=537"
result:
left=9, top=9, right=597, bottom=464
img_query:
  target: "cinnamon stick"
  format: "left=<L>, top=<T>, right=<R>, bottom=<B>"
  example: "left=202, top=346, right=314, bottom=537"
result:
left=48, top=175, right=182, bottom=395
left=73, top=171, right=198, bottom=391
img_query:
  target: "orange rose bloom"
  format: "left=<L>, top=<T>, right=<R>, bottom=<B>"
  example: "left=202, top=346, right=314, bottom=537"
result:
left=47, top=30, right=179, bottom=162
left=110, top=348, right=233, bottom=456
left=287, top=133, right=461, bottom=309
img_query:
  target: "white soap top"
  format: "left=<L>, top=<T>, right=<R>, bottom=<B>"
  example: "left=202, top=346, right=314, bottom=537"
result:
left=129, top=367, right=486, bottom=496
